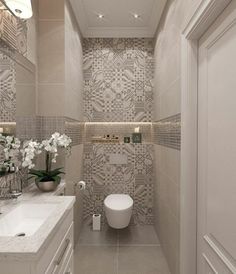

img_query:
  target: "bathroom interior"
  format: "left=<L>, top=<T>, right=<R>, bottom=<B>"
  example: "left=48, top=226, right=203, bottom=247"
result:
left=0, top=0, right=235, bottom=273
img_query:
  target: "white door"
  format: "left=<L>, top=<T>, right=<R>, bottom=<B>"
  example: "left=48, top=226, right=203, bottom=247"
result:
left=198, top=1, right=236, bottom=273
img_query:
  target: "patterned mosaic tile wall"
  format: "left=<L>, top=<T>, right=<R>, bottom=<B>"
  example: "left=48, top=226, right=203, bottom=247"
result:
left=83, top=143, right=154, bottom=225
left=65, top=118, right=84, bottom=146
left=0, top=6, right=27, bottom=56
left=0, top=51, right=16, bottom=122
left=85, top=123, right=152, bottom=143
left=16, top=116, right=84, bottom=146
left=83, top=38, right=154, bottom=122
left=153, top=114, right=181, bottom=150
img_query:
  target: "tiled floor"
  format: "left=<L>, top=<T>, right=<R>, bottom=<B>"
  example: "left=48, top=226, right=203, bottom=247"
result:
left=74, top=224, right=170, bottom=274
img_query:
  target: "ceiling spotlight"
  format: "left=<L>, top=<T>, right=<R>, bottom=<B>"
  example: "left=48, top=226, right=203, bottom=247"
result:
left=133, top=14, right=140, bottom=19
left=98, top=14, right=104, bottom=19
left=5, top=0, right=33, bottom=19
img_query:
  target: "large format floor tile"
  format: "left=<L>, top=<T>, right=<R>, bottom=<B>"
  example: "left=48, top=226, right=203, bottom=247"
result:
left=118, top=225, right=160, bottom=246
left=75, top=225, right=170, bottom=274
left=118, top=246, right=170, bottom=274
left=74, top=245, right=118, bottom=274
left=79, top=224, right=118, bottom=246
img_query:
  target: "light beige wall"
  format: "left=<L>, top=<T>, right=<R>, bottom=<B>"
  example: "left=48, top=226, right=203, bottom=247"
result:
left=65, top=0, right=83, bottom=121
left=65, top=144, right=84, bottom=244
left=37, top=0, right=84, bottom=244
left=65, top=0, right=84, bottom=244
left=37, top=0, right=65, bottom=116
left=153, top=0, right=199, bottom=273
left=27, top=0, right=38, bottom=66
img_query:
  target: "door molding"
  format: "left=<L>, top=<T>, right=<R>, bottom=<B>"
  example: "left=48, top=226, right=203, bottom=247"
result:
left=180, top=1, right=231, bottom=274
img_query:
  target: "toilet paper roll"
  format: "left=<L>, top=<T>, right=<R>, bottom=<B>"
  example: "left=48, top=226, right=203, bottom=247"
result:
left=93, top=214, right=101, bottom=231
left=77, top=181, right=86, bottom=190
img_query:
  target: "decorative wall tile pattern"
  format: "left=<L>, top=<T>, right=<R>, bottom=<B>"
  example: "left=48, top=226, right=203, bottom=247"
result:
left=83, top=38, right=154, bottom=122
left=0, top=51, right=16, bottom=122
left=0, top=8, right=27, bottom=55
left=16, top=116, right=65, bottom=141
left=65, top=118, right=84, bottom=146
left=16, top=116, right=37, bottom=140
left=85, top=123, right=152, bottom=144
left=153, top=114, right=181, bottom=150
left=0, top=8, right=17, bottom=49
left=38, top=116, right=65, bottom=140
left=16, top=116, right=84, bottom=146
left=16, top=20, right=27, bottom=56
left=83, top=143, right=154, bottom=225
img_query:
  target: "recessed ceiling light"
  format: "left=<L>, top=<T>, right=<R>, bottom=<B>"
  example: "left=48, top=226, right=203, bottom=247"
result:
left=98, top=14, right=104, bottom=19
left=133, top=14, right=140, bottom=19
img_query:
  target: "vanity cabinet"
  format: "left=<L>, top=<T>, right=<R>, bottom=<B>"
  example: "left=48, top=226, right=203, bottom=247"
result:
left=40, top=209, right=74, bottom=274
left=0, top=207, right=74, bottom=274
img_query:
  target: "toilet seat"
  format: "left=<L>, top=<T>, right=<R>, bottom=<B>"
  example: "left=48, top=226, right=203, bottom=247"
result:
left=104, top=194, right=133, bottom=210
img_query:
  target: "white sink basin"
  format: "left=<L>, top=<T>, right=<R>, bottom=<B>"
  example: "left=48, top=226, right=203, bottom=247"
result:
left=0, top=203, right=57, bottom=237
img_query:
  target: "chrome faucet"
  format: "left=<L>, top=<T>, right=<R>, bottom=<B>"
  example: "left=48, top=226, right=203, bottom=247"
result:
left=9, top=190, right=22, bottom=199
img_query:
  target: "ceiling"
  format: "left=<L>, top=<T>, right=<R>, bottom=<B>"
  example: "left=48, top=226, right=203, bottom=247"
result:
left=70, top=0, right=167, bottom=38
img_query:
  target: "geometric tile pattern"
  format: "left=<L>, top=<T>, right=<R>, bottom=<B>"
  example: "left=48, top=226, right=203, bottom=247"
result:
left=0, top=7, right=27, bottom=56
left=0, top=7, right=17, bottom=50
left=0, top=8, right=28, bottom=123
left=16, top=20, right=27, bottom=56
left=17, top=116, right=84, bottom=146
left=65, top=118, right=84, bottom=146
left=0, top=52, right=16, bottom=122
left=38, top=116, right=65, bottom=140
left=85, top=123, right=152, bottom=144
left=83, top=143, right=154, bottom=225
left=16, top=116, right=38, bottom=140
left=83, top=38, right=154, bottom=122
left=153, top=113, right=181, bottom=150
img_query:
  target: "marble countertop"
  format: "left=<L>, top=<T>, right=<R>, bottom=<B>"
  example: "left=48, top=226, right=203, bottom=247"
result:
left=0, top=181, right=75, bottom=260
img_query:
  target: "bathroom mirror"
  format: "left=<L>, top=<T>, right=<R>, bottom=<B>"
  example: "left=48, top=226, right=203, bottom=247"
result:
left=0, top=3, right=36, bottom=176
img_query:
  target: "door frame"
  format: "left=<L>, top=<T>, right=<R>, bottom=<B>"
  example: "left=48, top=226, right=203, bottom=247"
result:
left=180, top=0, right=231, bottom=273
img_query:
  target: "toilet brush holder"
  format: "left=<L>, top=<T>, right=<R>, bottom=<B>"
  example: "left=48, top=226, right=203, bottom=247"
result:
left=92, top=214, right=101, bottom=231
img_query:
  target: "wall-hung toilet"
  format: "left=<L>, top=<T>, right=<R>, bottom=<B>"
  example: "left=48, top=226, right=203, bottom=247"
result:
left=104, top=194, right=133, bottom=229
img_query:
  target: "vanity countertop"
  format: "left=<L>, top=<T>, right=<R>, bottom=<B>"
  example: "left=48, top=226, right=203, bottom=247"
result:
left=0, top=181, right=75, bottom=260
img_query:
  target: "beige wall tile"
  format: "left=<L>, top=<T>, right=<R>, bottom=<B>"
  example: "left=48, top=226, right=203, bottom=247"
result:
left=160, top=146, right=180, bottom=186
left=38, top=21, right=65, bottom=83
left=65, top=144, right=84, bottom=244
left=39, top=0, right=64, bottom=20
left=64, top=1, right=84, bottom=244
left=160, top=78, right=181, bottom=120
left=38, top=84, right=65, bottom=116
left=65, top=0, right=84, bottom=121
left=153, top=0, right=201, bottom=273
left=16, top=84, right=36, bottom=116
left=15, top=63, right=35, bottom=84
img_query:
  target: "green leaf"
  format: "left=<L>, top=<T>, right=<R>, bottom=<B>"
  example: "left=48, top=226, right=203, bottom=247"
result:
left=51, top=175, right=61, bottom=184
left=35, top=177, right=42, bottom=183
left=29, top=169, right=45, bottom=177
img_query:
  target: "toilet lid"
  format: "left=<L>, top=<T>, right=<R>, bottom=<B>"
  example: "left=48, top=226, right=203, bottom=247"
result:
left=104, top=194, right=133, bottom=210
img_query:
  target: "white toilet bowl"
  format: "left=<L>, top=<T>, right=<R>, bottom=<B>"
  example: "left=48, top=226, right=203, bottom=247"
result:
left=104, top=194, right=133, bottom=229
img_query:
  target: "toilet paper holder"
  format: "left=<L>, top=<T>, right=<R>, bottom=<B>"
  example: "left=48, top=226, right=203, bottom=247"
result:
left=74, top=181, right=86, bottom=192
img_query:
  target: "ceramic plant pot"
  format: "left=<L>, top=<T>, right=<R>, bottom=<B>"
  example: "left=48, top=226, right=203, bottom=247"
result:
left=36, top=180, right=59, bottom=192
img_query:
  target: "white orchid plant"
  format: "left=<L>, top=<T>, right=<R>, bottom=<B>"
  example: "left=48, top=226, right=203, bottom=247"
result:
left=21, top=133, right=72, bottom=184
left=0, top=134, right=21, bottom=175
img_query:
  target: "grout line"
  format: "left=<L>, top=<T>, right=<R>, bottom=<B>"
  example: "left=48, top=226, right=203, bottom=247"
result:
left=118, top=244, right=161, bottom=247
left=78, top=243, right=118, bottom=246
left=116, top=230, right=119, bottom=274
left=77, top=243, right=161, bottom=247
